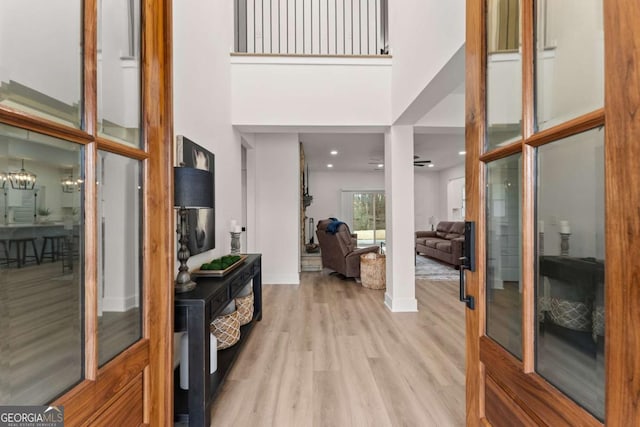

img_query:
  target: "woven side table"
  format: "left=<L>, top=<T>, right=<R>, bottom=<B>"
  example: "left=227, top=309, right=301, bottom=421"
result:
left=360, top=252, right=386, bottom=290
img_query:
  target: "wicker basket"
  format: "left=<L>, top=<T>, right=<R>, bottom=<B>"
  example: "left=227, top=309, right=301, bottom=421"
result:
left=548, top=298, right=591, bottom=332
left=235, top=291, right=254, bottom=326
left=360, top=253, right=386, bottom=290
left=211, top=310, right=241, bottom=349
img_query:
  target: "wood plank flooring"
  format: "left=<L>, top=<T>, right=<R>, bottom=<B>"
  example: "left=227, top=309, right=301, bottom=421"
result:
left=0, top=259, right=141, bottom=405
left=209, top=272, right=466, bottom=426
left=0, top=261, right=82, bottom=404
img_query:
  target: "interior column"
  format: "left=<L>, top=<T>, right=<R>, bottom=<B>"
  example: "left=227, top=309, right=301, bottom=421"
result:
left=384, top=125, right=417, bottom=312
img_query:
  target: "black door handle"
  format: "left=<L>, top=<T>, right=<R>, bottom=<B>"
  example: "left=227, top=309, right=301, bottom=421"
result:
left=459, top=257, right=475, bottom=310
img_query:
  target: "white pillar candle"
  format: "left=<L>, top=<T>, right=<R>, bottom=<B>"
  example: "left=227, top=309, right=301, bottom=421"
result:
left=538, top=220, right=544, bottom=233
left=559, top=220, right=570, bottom=234
left=179, top=333, right=189, bottom=390
left=234, top=225, right=242, bottom=233
left=179, top=332, right=218, bottom=390
left=230, top=219, right=237, bottom=231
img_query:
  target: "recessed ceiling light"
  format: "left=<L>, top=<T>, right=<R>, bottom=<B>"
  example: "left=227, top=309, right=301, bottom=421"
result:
left=377, top=164, right=384, bottom=168
left=428, top=164, right=434, bottom=168
left=327, top=164, right=333, bottom=168
left=330, top=150, right=338, bottom=156
left=459, top=151, right=466, bottom=155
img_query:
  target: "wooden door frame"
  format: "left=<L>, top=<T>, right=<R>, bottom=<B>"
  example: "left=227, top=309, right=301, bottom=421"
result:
left=465, top=0, right=640, bottom=425
left=602, top=0, right=640, bottom=423
left=465, top=0, right=485, bottom=423
left=142, top=0, right=174, bottom=424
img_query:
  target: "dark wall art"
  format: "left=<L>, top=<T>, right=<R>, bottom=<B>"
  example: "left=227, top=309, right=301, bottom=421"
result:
left=176, top=135, right=215, bottom=254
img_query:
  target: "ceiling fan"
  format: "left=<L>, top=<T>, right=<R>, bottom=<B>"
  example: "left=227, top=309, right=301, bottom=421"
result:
left=413, top=156, right=432, bottom=167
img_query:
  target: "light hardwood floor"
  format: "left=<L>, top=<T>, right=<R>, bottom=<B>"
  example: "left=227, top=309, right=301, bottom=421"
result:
left=0, top=259, right=141, bottom=405
left=209, top=272, right=466, bottom=426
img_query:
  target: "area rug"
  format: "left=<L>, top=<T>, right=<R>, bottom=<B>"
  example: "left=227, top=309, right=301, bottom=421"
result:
left=415, top=255, right=459, bottom=281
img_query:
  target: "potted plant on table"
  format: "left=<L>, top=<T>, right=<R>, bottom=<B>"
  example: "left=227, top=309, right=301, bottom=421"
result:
left=37, top=208, right=51, bottom=223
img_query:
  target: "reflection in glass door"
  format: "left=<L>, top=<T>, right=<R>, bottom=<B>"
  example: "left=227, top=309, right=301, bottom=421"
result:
left=351, top=192, right=385, bottom=246
left=486, top=154, right=522, bottom=359
left=535, top=128, right=605, bottom=420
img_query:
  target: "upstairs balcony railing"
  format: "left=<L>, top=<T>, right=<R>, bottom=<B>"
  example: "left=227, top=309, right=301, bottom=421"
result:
left=234, top=0, right=389, bottom=56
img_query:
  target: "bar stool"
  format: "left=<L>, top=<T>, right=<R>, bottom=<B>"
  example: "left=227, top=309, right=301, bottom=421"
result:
left=8, top=238, right=41, bottom=268
left=0, top=239, right=17, bottom=267
left=41, top=235, right=66, bottom=262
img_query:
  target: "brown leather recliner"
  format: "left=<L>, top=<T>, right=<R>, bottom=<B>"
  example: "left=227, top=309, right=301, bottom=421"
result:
left=316, top=219, right=379, bottom=278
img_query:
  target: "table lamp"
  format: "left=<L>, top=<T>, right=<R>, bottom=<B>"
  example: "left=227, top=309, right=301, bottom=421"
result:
left=174, top=167, right=214, bottom=293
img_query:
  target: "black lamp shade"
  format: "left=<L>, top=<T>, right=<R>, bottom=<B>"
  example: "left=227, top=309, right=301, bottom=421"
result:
left=174, top=167, right=214, bottom=208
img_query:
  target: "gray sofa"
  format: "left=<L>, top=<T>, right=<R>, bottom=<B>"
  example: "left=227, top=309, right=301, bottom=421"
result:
left=415, top=221, right=465, bottom=267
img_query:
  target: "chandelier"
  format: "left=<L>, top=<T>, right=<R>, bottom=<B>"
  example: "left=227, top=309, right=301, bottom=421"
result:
left=61, top=174, right=83, bottom=193
left=7, top=160, right=36, bottom=190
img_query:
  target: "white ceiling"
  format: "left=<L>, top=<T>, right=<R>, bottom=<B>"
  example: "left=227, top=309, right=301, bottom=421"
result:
left=301, top=133, right=384, bottom=173
left=300, top=130, right=465, bottom=173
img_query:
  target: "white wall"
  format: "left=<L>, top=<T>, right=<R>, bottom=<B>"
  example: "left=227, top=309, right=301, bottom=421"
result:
left=413, top=171, right=440, bottom=231
left=101, top=154, right=140, bottom=312
left=247, top=133, right=300, bottom=284
left=487, top=53, right=522, bottom=129
left=0, top=1, right=81, bottom=105
left=305, top=170, right=384, bottom=232
left=539, top=0, right=603, bottom=128
left=173, top=0, right=243, bottom=270
left=389, top=0, right=464, bottom=122
left=231, top=56, right=391, bottom=127
left=98, top=0, right=140, bottom=129
left=416, top=93, right=465, bottom=128
left=447, top=177, right=465, bottom=221
left=438, top=164, right=465, bottom=222
left=538, top=129, right=604, bottom=259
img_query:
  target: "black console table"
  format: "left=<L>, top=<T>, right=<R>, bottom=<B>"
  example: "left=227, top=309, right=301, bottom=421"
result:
left=174, top=253, right=262, bottom=426
left=539, top=255, right=604, bottom=353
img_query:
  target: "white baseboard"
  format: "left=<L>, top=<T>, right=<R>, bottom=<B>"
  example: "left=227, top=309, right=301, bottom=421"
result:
left=263, top=273, right=300, bottom=285
left=384, top=293, right=418, bottom=312
left=102, top=295, right=137, bottom=312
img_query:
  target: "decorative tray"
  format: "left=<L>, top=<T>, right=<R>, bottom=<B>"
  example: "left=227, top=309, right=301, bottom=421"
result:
left=191, top=255, right=247, bottom=277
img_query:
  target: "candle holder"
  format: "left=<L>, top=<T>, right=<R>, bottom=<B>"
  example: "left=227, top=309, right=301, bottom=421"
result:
left=230, top=231, right=242, bottom=255
left=538, top=231, right=544, bottom=255
left=560, top=233, right=570, bottom=256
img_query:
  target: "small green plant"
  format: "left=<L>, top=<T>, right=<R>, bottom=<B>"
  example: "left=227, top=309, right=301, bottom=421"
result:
left=37, top=208, right=51, bottom=217
left=200, top=255, right=242, bottom=271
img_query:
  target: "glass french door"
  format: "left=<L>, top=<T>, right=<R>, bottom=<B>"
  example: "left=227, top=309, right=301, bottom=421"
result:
left=0, top=0, right=173, bottom=425
left=351, top=192, right=386, bottom=246
left=465, top=0, right=640, bottom=425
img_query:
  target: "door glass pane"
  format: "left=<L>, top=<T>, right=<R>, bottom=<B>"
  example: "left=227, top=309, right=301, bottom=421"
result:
left=486, top=154, right=522, bottom=359
left=536, top=128, right=604, bottom=420
left=0, top=123, right=84, bottom=404
left=486, top=0, right=522, bottom=150
left=97, top=151, right=142, bottom=366
left=97, top=0, right=142, bottom=147
left=535, top=0, right=604, bottom=130
left=352, top=192, right=385, bottom=246
left=0, top=1, right=82, bottom=128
